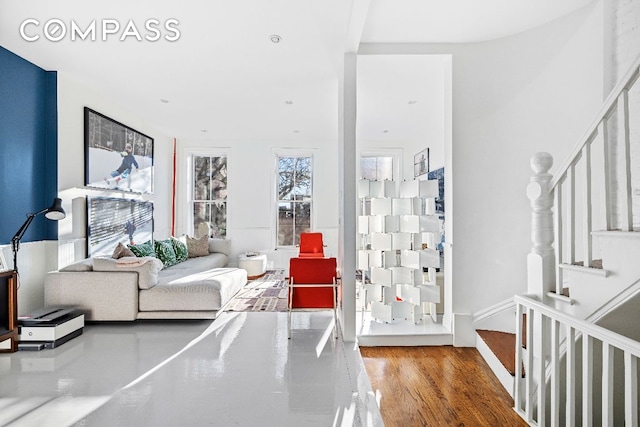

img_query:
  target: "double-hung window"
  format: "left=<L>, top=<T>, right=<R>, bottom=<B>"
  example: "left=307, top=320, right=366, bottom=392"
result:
left=192, top=154, right=227, bottom=238
left=276, top=154, right=312, bottom=247
left=360, top=155, right=394, bottom=181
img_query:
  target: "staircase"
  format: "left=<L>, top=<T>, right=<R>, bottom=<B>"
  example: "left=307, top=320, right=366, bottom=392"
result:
left=476, top=54, right=640, bottom=426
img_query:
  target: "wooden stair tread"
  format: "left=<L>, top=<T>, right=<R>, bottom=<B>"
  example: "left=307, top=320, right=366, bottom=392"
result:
left=477, top=330, right=524, bottom=377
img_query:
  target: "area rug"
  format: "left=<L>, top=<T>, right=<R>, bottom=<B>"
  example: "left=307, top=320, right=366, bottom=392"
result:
left=224, top=269, right=289, bottom=312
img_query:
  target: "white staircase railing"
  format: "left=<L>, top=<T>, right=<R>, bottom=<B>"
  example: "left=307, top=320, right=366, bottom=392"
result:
left=514, top=294, right=640, bottom=426
left=548, top=58, right=640, bottom=295
left=519, top=56, right=640, bottom=426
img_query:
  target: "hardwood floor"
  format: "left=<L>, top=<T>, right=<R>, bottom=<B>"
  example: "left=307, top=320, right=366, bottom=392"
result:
left=360, top=346, right=529, bottom=427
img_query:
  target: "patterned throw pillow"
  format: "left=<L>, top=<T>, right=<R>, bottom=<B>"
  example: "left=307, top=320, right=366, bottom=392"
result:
left=128, top=240, right=156, bottom=258
left=171, top=236, right=189, bottom=262
left=112, top=242, right=136, bottom=259
left=186, top=235, right=209, bottom=258
left=154, top=239, right=178, bottom=268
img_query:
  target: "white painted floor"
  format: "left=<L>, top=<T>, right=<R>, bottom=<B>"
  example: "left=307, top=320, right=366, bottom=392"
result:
left=0, top=312, right=383, bottom=427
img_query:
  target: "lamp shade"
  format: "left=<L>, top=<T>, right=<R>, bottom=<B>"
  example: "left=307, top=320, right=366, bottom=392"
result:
left=44, top=198, right=66, bottom=221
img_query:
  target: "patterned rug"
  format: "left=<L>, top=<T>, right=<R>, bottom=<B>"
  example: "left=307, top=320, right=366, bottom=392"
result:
left=224, top=270, right=290, bottom=312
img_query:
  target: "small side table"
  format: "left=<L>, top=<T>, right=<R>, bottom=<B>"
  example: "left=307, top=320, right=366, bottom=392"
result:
left=238, top=253, right=267, bottom=279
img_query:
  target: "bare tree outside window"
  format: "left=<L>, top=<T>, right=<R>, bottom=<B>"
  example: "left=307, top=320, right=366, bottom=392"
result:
left=277, top=156, right=312, bottom=246
left=193, top=155, right=227, bottom=238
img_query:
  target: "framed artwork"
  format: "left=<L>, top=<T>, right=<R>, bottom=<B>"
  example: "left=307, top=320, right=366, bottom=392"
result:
left=86, top=196, right=154, bottom=257
left=414, top=148, right=429, bottom=178
left=84, top=107, right=154, bottom=194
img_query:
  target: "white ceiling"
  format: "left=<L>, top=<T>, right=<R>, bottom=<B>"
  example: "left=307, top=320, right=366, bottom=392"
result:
left=0, top=0, right=594, bottom=142
left=362, top=0, right=595, bottom=43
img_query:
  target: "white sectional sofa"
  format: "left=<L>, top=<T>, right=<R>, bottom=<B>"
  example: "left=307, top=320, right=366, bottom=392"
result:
left=44, top=239, right=247, bottom=321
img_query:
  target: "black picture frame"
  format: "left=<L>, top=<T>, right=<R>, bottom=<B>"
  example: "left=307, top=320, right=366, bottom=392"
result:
left=86, top=196, right=154, bottom=257
left=84, top=107, right=154, bottom=194
left=414, top=148, right=429, bottom=178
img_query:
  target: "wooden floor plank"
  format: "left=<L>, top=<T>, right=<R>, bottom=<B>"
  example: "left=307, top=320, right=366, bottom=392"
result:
left=360, top=346, right=529, bottom=427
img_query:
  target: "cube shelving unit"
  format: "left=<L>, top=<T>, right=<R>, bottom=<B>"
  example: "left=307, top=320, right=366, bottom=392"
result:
left=357, top=178, right=441, bottom=323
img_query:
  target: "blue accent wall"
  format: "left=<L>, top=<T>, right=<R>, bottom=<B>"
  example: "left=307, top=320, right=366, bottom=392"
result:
left=0, top=46, right=58, bottom=244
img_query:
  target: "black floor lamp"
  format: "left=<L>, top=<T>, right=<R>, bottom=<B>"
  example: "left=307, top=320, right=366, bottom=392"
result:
left=11, top=197, right=66, bottom=277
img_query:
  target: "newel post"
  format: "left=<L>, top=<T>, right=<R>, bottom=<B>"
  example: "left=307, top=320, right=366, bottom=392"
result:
left=526, top=152, right=556, bottom=297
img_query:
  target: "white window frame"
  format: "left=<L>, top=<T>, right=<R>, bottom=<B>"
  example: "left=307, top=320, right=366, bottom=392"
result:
left=185, top=149, right=229, bottom=238
left=273, top=149, right=315, bottom=249
left=358, top=149, right=402, bottom=182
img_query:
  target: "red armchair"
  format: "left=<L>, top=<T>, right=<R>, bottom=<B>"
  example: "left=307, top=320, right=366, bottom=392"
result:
left=288, top=257, right=338, bottom=339
left=298, top=232, right=325, bottom=258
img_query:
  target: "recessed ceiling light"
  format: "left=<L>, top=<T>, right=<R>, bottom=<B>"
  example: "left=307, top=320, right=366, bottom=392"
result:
left=160, top=99, right=169, bottom=103
left=270, top=34, right=282, bottom=43
left=408, top=100, right=417, bottom=104
left=285, top=100, right=293, bottom=105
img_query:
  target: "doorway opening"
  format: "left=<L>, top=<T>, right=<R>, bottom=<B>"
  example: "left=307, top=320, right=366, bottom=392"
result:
left=355, top=53, right=452, bottom=345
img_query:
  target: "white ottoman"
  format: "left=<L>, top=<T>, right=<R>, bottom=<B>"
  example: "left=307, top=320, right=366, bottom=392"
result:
left=238, top=253, right=267, bottom=279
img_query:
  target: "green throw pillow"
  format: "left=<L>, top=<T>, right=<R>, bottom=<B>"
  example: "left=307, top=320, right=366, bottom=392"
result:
left=171, top=236, right=188, bottom=262
left=128, top=240, right=156, bottom=258
left=154, top=239, right=178, bottom=268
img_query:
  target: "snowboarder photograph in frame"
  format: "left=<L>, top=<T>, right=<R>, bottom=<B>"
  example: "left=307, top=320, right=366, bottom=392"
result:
left=84, top=107, right=154, bottom=194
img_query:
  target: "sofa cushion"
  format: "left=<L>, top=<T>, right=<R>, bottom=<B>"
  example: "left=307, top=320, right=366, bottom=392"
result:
left=128, top=241, right=156, bottom=258
left=139, top=268, right=247, bottom=312
left=155, top=239, right=178, bottom=268
left=158, top=253, right=229, bottom=277
left=112, top=242, right=136, bottom=259
left=171, top=236, right=189, bottom=262
left=208, top=238, right=230, bottom=255
left=59, top=258, right=94, bottom=272
left=93, top=256, right=163, bottom=289
left=186, top=235, right=209, bottom=258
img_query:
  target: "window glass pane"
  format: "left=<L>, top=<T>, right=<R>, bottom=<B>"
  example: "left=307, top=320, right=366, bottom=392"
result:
left=193, top=201, right=227, bottom=238
left=193, top=156, right=211, bottom=200
left=211, top=157, right=227, bottom=201
left=361, top=157, right=377, bottom=180
left=293, top=201, right=311, bottom=245
left=293, top=157, right=312, bottom=197
left=192, top=154, right=227, bottom=238
left=377, top=157, right=393, bottom=180
left=193, top=202, right=210, bottom=238
left=278, top=157, right=294, bottom=200
left=209, top=202, right=227, bottom=237
left=278, top=201, right=294, bottom=246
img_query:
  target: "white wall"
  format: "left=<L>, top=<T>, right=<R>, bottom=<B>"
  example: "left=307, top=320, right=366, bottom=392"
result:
left=175, top=136, right=340, bottom=269
left=356, top=54, right=448, bottom=177
left=14, top=2, right=611, bottom=326
left=56, top=72, right=174, bottom=247
left=361, top=1, right=605, bottom=342
left=608, top=0, right=640, bottom=231
left=9, top=72, right=174, bottom=314
left=448, top=2, right=604, bottom=318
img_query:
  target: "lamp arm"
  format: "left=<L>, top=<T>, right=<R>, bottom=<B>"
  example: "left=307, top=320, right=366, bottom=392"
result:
left=11, top=212, right=43, bottom=245
left=11, top=211, right=44, bottom=272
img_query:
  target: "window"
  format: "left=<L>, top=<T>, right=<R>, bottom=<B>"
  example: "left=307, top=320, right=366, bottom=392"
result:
left=192, top=155, right=227, bottom=238
left=360, top=155, right=394, bottom=180
left=277, top=155, right=312, bottom=246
